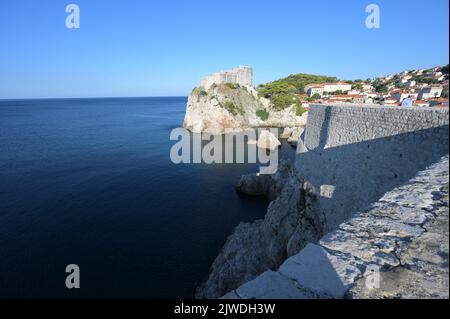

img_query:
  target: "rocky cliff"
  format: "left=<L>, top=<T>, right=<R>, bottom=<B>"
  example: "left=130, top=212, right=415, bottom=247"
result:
left=195, top=159, right=326, bottom=298
left=183, top=83, right=307, bottom=134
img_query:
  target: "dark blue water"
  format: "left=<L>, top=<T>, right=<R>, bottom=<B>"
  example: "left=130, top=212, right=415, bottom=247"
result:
left=0, top=97, right=293, bottom=298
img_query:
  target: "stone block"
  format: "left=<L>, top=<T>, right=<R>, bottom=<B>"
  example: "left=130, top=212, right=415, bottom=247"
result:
left=278, top=244, right=361, bottom=298
left=235, top=271, right=315, bottom=299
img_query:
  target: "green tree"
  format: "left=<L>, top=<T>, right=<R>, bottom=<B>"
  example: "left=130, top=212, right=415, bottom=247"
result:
left=256, top=109, right=269, bottom=121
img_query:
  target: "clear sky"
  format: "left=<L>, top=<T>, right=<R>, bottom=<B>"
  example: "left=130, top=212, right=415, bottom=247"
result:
left=0, top=0, right=448, bottom=99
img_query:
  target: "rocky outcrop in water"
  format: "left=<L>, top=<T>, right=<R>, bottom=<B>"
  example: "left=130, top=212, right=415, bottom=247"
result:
left=195, top=159, right=326, bottom=298
left=256, top=130, right=281, bottom=151
left=183, top=84, right=307, bottom=134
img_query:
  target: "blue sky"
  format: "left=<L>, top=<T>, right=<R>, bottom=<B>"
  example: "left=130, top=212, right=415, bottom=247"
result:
left=0, top=0, right=448, bottom=99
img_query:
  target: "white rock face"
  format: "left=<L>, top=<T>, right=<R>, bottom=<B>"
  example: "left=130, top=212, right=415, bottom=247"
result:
left=183, top=84, right=308, bottom=134
left=257, top=130, right=281, bottom=151
left=279, top=244, right=361, bottom=299
left=280, top=127, right=293, bottom=139
left=234, top=271, right=316, bottom=299
left=288, top=127, right=305, bottom=143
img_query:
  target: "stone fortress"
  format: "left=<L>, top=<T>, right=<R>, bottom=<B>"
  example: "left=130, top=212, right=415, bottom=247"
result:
left=200, top=66, right=253, bottom=90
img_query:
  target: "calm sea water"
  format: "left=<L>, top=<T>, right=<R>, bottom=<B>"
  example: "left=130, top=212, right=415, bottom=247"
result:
left=0, top=97, right=293, bottom=298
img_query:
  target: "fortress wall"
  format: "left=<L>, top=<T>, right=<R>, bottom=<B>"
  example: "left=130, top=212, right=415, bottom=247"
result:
left=200, top=66, right=253, bottom=90
left=296, top=104, right=449, bottom=229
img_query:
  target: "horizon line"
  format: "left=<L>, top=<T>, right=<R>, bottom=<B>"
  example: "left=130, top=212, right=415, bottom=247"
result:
left=0, top=95, right=189, bottom=101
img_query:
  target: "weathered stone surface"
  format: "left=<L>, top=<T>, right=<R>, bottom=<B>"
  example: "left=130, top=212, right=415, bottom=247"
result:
left=279, top=244, right=361, bottom=299
left=349, top=200, right=449, bottom=299
left=220, top=290, right=241, bottom=299
left=257, top=130, right=281, bottom=151
left=235, top=271, right=316, bottom=299
left=348, top=267, right=449, bottom=299
left=280, top=127, right=293, bottom=139
left=319, top=230, right=401, bottom=268
left=347, top=159, right=449, bottom=299
left=366, top=204, right=432, bottom=226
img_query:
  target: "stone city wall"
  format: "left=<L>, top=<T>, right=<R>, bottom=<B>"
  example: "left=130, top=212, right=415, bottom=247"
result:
left=296, top=104, right=449, bottom=229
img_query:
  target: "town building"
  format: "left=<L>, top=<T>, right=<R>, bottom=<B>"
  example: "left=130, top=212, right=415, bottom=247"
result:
left=429, top=98, right=449, bottom=107
left=404, top=80, right=417, bottom=87
left=417, top=86, right=444, bottom=99
left=391, top=91, right=418, bottom=102
left=305, top=82, right=352, bottom=97
left=305, top=85, right=324, bottom=97
left=328, top=94, right=367, bottom=103
left=382, top=98, right=400, bottom=106
left=415, top=100, right=430, bottom=107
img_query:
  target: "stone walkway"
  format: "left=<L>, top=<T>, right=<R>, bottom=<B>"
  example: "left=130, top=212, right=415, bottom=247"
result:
left=222, top=156, right=449, bottom=299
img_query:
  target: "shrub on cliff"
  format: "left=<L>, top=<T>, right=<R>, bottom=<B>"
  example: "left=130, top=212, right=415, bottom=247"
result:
left=221, top=100, right=244, bottom=116
left=225, top=83, right=240, bottom=90
left=256, top=109, right=269, bottom=121
left=295, top=102, right=307, bottom=116
left=192, top=87, right=208, bottom=99
left=271, top=94, right=296, bottom=111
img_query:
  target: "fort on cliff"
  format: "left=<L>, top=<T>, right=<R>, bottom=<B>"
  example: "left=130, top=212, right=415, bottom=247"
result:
left=200, top=66, right=253, bottom=90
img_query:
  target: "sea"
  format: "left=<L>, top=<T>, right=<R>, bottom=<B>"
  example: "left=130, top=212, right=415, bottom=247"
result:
left=0, top=97, right=294, bottom=298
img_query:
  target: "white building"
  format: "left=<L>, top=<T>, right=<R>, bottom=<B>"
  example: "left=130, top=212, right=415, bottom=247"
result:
left=305, top=85, right=324, bottom=97
left=305, top=82, right=352, bottom=97
left=362, top=84, right=374, bottom=92
left=400, top=75, right=413, bottom=83
left=323, top=82, right=352, bottom=93
left=383, top=98, right=399, bottom=106
left=417, top=86, right=443, bottom=99
left=200, top=66, right=253, bottom=90
left=404, top=80, right=417, bottom=87
left=392, top=91, right=418, bottom=102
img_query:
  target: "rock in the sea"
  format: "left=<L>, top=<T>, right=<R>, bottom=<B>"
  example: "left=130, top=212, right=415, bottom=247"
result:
left=280, top=127, right=293, bottom=139
left=235, top=158, right=295, bottom=200
left=287, top=127, right=304, bottom=143
left=257, top=130, right=281, bottom=151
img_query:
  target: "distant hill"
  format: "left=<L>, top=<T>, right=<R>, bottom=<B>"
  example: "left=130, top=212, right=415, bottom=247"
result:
left=257, top=73, right=339, bottom=110
left=257, top=73, right=338, bottom=98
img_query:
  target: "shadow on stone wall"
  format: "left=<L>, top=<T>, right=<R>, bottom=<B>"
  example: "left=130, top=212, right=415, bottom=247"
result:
left=296, top=122, right=449, bottom=230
